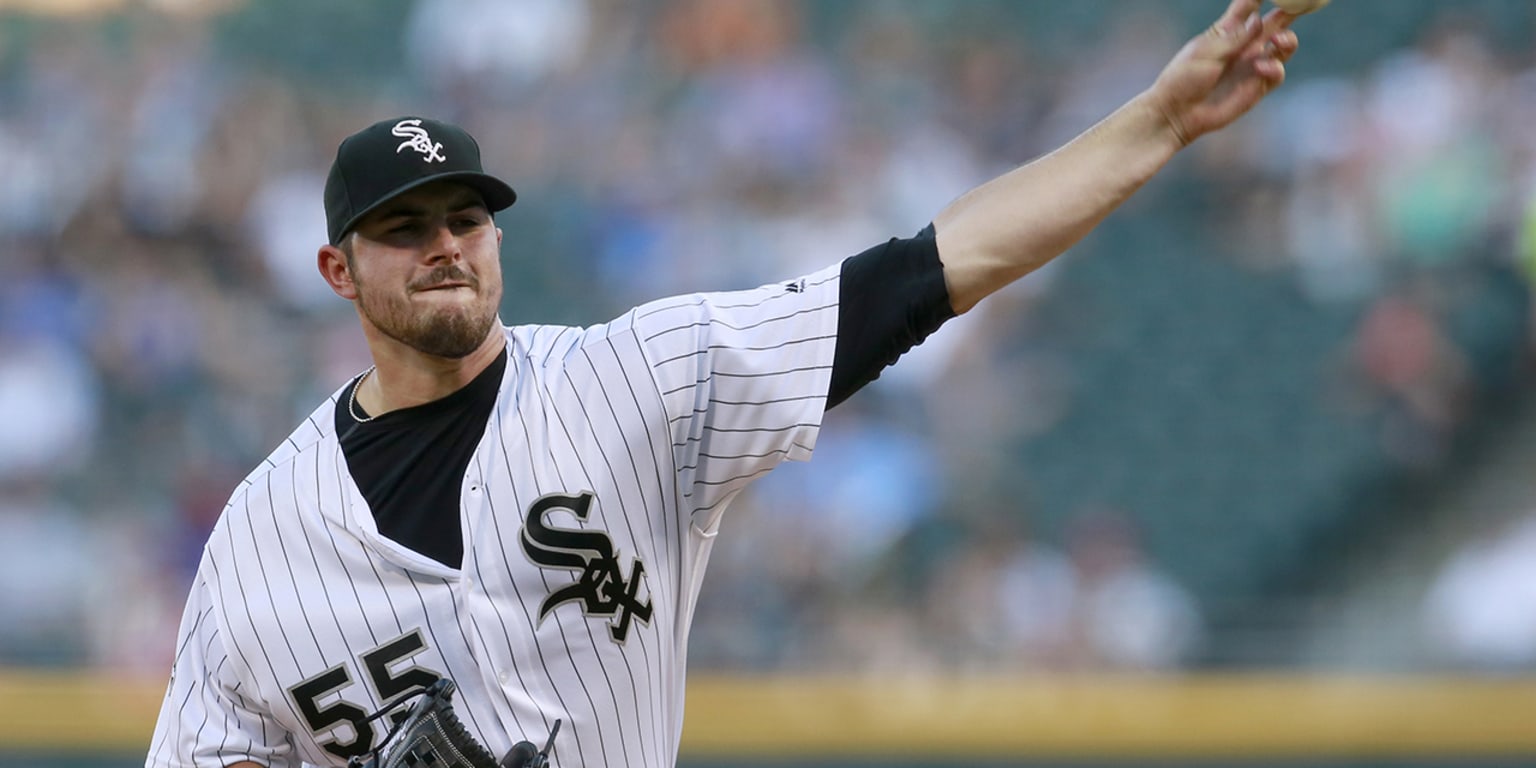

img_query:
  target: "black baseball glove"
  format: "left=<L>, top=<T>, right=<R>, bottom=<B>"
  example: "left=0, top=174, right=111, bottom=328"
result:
left=348, top=679, right=560, bottom=768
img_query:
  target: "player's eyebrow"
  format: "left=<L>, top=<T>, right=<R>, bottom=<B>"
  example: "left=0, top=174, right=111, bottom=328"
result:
left=449, top=199, right=490, bottom=215
left=373, top=204, right=426, bottom=221
left=442, top=194, right=489, bottom=213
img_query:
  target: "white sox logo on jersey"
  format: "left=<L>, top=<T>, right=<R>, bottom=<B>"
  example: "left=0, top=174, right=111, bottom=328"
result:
left=392, top=119, right=446, bottom=163
left=520, top=492, right=653, bottom=642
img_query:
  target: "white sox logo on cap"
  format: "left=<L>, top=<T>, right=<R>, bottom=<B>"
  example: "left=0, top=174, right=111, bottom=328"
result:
left=392, top=118, right=446, bottom=163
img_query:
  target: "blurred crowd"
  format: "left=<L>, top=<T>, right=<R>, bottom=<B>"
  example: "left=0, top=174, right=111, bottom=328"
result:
left=2, top=0, right=1536, bottom=675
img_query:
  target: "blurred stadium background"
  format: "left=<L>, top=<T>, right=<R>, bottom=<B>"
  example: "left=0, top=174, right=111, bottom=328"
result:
left=3, top=0, right=1536, bottom=765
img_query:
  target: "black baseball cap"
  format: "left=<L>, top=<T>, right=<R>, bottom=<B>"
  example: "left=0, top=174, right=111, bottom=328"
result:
left=324, top=116, right=517, bottom=245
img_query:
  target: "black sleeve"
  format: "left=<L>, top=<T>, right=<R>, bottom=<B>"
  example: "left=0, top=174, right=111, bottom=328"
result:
left=827, top=224, right=956, bottom=409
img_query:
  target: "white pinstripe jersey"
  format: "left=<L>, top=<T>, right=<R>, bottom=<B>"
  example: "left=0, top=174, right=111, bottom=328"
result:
left=147, top=264, right=841, bottom=768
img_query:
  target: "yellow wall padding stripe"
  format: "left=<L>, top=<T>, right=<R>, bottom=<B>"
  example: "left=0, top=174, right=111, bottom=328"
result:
left=0, top=670, right=164, bottom=753
left=679, top=675, right=1536, bottom=759
left=4, top=671, right=1536, bottom=757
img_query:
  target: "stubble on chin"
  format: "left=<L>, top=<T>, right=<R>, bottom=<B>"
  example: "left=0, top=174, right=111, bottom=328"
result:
left=412, top=306, right=498, bottom=358
left=358, top=291, right=498, bottom=359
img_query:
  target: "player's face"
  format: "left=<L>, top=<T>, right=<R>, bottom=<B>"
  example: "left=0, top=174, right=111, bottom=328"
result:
left=344, top=182, right=504, bottom=359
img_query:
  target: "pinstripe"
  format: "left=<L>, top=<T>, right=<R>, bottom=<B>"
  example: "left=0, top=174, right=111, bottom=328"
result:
left=667, top=407, right=708, bottom=424
left=686, top=492, right=739, bottom=518
left=710, top=394, right=824, bottom=406
left=462, top=599, right=537, bottom=733
left=171, top=602, right=214, bottom=685
left=226, top=679, right=259, bottom=763
left=435, top=448, right=534, bottom=748
left=210, top=654, right=232, bottom=763
left=463, top=446, right=544, bottom=736
left=464, top=611, right=539, bottom=739
left=237, top=487, right=315, bottom=735
left=578, top=341, right=668, bottom=623
left=653, top=334, right=835, bottom=367
left=538, top=347, right=650, bottom=763
left=598, top=331, right=676, bottom=752
left=192, top=624, right=223, bottom=760
left=713, top=364, right=832, bottom=379
left=623, top=316, right=690, bottom=756
left=153, top=602, right=209, bottom=762
left=243, top=479, right=307, bottom=672
left=322, top=447, right=383, bottom=646
left=208, top=547, right=304, bottom=734
left=666, top=395, right=823, bottom=425
left=652, top=348, right=706, bottom=367
left=480, top=470, right=599, bottom=767
left=660, top=377, right=710, bottom=397
left=265, top=472, right=326, bottom=662
left=399, top=574, right=497, bottom=740
left=295, top=449, right=359, bottom=654
left=642, top=304, right=830, bottom=343
left=357, top=529, right=407, bottom=639
left=427, top=451, right=534, bottom=746
left=541, top=374, right=661, bottom=760
left=533, top=326, right=651, bottom=764
left=686, top=465, right=775, bottom=493
left=675, top=423, right=818, bottom=443
left=470, top=393, right=564, bottom=741
left=588, top=334, right=674, bottom=558
left=678, top=447, right=794, bottom=471
left=479, top=358, right=573, bottom=739
left=501, top=362, right=609, bottom=766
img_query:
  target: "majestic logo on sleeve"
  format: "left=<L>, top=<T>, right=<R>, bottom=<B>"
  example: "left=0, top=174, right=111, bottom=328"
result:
left=392, top=119, right=447, bottom=163
left=520, top=492, right=653, bottom=642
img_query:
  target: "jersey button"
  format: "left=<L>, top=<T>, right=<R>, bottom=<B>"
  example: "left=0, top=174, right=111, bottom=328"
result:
left=497, top=670, right=511, bottom=686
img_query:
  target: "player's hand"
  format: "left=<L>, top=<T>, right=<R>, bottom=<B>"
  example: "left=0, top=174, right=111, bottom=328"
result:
left=1145, top=0, right=1298, bottom=146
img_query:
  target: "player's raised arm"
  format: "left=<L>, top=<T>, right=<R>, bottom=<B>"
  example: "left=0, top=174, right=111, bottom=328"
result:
left=933, top=0, right=1298, bottom=314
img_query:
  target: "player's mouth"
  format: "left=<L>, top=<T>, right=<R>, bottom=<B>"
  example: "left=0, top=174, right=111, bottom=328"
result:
left=411, top=266, right=479, bottom=294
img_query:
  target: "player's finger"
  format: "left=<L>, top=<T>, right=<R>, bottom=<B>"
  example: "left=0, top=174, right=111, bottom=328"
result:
left=1204, top=4, right=1264, bottom=61
left=1255, top=56, right=1286, bottom=85
left=1242, top=8, right=1295, bottom=55
left=1247, top=34, right=1289, bottom=94
left=1211, top=0, right=1263, bottom=37
left=1261, top=59, right=1286, bottom=96
left=1261, top=7, right=1298, bottom=34
left=1268, top=29, right=1300, bottom=63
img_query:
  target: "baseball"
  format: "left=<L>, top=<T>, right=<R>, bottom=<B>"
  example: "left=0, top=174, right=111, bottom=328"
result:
left=1271, top=0, right=1330, bottom=13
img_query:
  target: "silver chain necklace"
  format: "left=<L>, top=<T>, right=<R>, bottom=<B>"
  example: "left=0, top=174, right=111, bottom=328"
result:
left=348, top=366, right=378, bottom=423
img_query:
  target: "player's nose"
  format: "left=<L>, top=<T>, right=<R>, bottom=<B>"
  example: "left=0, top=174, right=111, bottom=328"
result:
left=422, top=222, right=463, bottom=265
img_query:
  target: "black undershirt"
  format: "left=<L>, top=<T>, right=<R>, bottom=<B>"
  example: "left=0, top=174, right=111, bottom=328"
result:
left=338, top=227, right=953, bottom=568
left=336, top=350, right=507, bottom=568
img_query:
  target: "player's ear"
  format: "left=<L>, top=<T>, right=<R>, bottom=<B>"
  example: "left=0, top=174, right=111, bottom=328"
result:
left=318, top=242, right=360, bottom=300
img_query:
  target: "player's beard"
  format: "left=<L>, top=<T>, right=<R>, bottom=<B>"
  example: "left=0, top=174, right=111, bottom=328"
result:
left=355, top=265, right=500, bottom=359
